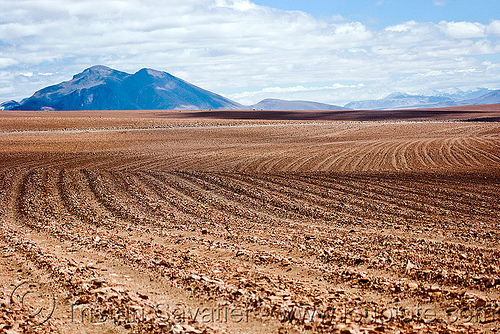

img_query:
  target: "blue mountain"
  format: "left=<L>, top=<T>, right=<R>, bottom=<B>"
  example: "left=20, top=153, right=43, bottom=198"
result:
left=0, top=100, right=20, bottom=110
left=344, top=89, right=500, bottom=110
left=3, top=66, right=499, bottom=111
left=11, top=65, right=242, bottom=111
left=249, top=98, right=348, bottom=111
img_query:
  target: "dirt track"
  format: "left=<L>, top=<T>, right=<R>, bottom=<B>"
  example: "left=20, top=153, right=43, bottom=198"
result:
left=0, top=113, right=499, bottom=333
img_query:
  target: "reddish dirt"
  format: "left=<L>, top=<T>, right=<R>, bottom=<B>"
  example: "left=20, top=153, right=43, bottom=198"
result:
left=423, top=104, right=500, bottom=112
left=0, top=111, right=499, bottom=333
left=1, top=104, right=500, bottom=125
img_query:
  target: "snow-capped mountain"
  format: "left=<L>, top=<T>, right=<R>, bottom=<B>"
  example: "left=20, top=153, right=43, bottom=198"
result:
left=463, top=90, right=500, bottom=105
left=344, top=89, right=500, bottom=110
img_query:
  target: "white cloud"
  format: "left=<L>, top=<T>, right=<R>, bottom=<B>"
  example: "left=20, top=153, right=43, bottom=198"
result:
left=486, top=20, right=500, bottom=35
left=385, top=21, right=417, bottom=33
left=0, top=0, right=499, bottom=104
left=229, top=84, right=367, bottom=106
left=0, top=58, right=19, bottom=68
left=232, top=83, right=365, bottom=98
left=330, top=14, right=346, bottom=22
left=439, top=21, right=486, bottom=39
left=215, top=0, right=257, bottom=11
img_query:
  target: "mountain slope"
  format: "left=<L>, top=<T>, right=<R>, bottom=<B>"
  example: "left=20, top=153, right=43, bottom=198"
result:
left=345, top=92, right=457, bottom=110
left=122, top=68, right=242, bottom=110
left=12, top=66, right=242, bottom=111
left=345, top=89, right=500, bottom=110
left=3, top=66, right=499, bottom=112
left=250, top=98, right=349, bottom=111
left=0, top=100, right=20, bottom=110
left=464, top=90, right=500, bottom=105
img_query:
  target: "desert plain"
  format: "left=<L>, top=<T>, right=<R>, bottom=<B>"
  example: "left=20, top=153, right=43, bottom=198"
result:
left=0, top=108, right=499, bottom=333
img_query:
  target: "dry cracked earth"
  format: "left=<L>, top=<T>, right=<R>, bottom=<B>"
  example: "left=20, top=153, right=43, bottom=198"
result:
left=0, top=111, right=499, bottom=334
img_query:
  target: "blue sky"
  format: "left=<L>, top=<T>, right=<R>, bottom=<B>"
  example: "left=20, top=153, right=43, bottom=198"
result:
left=0, top=0, right=499, bottom=106
left=253, top=0, right=498, bottom=26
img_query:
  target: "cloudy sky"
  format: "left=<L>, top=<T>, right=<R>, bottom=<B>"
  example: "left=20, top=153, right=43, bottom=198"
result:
left=1, top=0, right=499, bottom=106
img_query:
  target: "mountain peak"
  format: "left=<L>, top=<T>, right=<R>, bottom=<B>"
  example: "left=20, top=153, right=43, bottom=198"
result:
left=386, top=92, right=412, bottom=99
left=346, top=88, right=500, bottom=110
left=139, top=68, right=166, bottom=76
left=11, top=65, right=241, bottom=111
left=132, top=68, right=173, bottom=82
left=0, top=100, right=20, bottom=110
left=88, top=65, right=113, bottom=72
left=250, top=98, right=349, bottom=111
left=72, top=65, right=124, bottom=80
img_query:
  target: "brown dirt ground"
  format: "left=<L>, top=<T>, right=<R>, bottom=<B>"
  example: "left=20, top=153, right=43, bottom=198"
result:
left=0, top=109, right=499, bottom=333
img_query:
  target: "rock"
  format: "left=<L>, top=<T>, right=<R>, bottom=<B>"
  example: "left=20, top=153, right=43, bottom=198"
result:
left=408, top=282, right=419, bottom=291
left=406, top=260, right=416, bottom=271
left=430, top=285, right=440, bottom=292
left=157, top=259, right=171, bottom=267
left=190, top=274, right=201, bottom=280
left=183, top=324, right=202, bottom=333
left=172, top=324, right=184, bottom=334
left=91, top=278, right=106, bottom=288
left=281, top=258, right=291, bottom=266
left=137, top=292, right=149, bottom=300
left=485, top=277, right=495, bottom=288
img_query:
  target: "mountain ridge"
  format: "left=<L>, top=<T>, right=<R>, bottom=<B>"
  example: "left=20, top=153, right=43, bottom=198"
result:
left=8, top=65, right=242, bottom=111
left=344, top=89, right=500, bottom=110
left=249, top=98, right=349, bottom=111
left=2, top=65, right=499, bottom=111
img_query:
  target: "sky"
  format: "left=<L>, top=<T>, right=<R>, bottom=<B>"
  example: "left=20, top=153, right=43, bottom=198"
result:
left=0, top=0, right=499, bottom=106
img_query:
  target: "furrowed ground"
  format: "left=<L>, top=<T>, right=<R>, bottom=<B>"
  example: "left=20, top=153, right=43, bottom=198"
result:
left=0, top=112, right=499, bottom=333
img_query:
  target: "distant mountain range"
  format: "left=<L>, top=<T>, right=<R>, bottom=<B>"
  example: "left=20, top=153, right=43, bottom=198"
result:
left=1, top=65, right=499, bottom=111
left=344, top=89, right=500, bottom=110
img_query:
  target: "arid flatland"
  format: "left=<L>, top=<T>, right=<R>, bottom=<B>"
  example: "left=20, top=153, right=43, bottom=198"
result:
left=0, top=110, right=499, bottom=333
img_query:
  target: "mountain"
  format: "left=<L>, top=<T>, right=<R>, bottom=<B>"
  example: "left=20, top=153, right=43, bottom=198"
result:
left=345, top=89, right=500, bottom=110
left=423, top=87, right=492, bottom=100
left=10, top=65, right=242, bottom=111
left=0, top=100, right=20, bottom=110
left=2, top=67, right=499, bottom=111
left=345, top=92, right=458, bottom=110
left=464, top=90, right=500, bottom=105
left=249, top=98, right=349, bottom=111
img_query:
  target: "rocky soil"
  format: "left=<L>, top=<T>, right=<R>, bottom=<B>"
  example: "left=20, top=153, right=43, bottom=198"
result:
left=0, top=115, right=498, bottom=333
